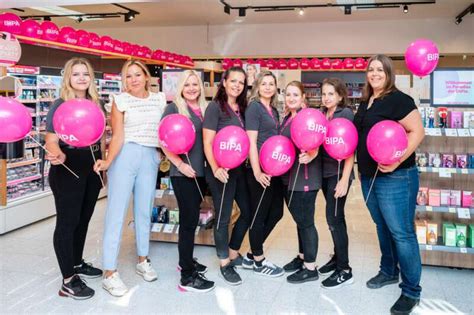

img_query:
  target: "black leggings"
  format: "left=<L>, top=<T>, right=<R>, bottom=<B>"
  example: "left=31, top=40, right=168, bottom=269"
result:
left=205, top=165, right=251, bottom=260
left=321, top=175, right=352, bottom=271
left=49, top=147, right=101, bottom=279
left=246, top=172, right=284, bottom=256
left=171, top=176, right=206, bottom=278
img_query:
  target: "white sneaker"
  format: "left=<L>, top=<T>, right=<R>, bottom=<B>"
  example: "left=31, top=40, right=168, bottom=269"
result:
left=136, top=259, right=158, bottom=282
left=102, top=272, right=128, bottom=297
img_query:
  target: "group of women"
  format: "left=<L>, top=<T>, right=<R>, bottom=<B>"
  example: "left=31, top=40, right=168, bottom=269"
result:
left=45, top=54, right=424, bottom=315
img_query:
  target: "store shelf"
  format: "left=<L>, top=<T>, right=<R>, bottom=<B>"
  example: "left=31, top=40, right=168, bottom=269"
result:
left=25, top=143, right=40, bottom=149
left=7, top=159, right=41, bottom=169
left=416, top=205, right=474, bottom=214
left=419, top=244, right=474, bottom=254
left=18, top=99, right=37, bottom=104
left=7, top=174, right=41, bottom=186
left=38, top=98, right=55, bottom=102
left=424, top=128, right=474, bottom=137
left=418, top=167, right=474, bottom=175
left=22, top=86, right=37, bottom=90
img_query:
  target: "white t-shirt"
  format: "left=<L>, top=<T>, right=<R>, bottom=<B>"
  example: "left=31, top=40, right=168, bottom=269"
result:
left=106, top=92, right=166, bottom=147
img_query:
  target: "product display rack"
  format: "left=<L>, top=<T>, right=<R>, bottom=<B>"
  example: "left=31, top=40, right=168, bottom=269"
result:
left=415, top=111, right=474, bottom=269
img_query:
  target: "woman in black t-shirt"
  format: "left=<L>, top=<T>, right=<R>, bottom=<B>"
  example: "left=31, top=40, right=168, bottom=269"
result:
left=353, top=55, right=425, bottom=315
left=202, top=67, right=252, bottom=286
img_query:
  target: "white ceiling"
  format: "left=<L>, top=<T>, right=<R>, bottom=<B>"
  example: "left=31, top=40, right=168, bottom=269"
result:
left=2, top=0, right=472, bottom=28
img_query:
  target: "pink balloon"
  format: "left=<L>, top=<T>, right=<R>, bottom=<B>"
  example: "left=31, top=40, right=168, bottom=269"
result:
left=257, top=58, right=267, bottom=68
left=53, top=99, right=105, bottom=147
left=405, top=39, right=439, bottom=77
left=158, top=114, right=196, bottom=154
left=0, top=97, right=32, bottom=142
left=21, top=19, right=42, bottom=38
left=75, top=30, right=90, bottom=47
left=300, top=58, right=310, bottom=70
left=323, top=118, right=358, bottom=161
left=88, top=32, right=101, bottom=49
left=310, top=58, right=321, bottom=70
left=142, top=46, right=152, bottom=58
left=259, top=135, right=296, bottom=176
left=41, top=21, right=59, bottom=41
left=100, top=35, right=114, bottom=51
left=343, top=58, right=354, bottom=69
left=355, top=58, right=366, bottom=70
left=367, top=120, right=408, bottom=165
left=331, top=59, right=343, bottom=69
left=212, top=126, right=250, bottom=169
left=277, top=58, right=288, bottom=69
left=288, top=58, right=299, bottom=69
left=0, top=13, right=22, bottom=34
left=291, top=108, right=328, bottom=151
left=232, top=59, right=243, bottom=68
left=222, top=58, right=232, bottom=70
left=58, top=27, right=77, bottom=45
left=122, top=42, right=132, bottom=55
left=321, top=58, right=331, bottom=70
left=267, top=59, right=277, bottom=69
left=113, top=40, right=124, bottom=53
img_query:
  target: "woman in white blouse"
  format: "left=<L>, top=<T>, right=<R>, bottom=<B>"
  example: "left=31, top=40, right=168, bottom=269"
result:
left=94, top=60, right=166, bottom=297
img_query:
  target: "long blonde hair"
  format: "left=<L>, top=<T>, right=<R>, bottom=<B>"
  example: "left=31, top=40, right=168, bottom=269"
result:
left=249, top=70, right=279, bottom=108
left=120, top=59, right=152, bottom=92
left=174, top=70, right=207, bottom=117
left=60, top=57, right=99, bottom=103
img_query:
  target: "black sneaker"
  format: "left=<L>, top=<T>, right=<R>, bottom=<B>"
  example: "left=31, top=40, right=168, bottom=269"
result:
left=59, top=275, right=95, bottom=300
left=318, top=256, right=337, bottom=276
left=178, top=258, right=208, bottom=274
left=220, top=263, right=242, bottom=285
left=287, top=267, right=319, bottom=284
left=390, top=294, right=420, bottom=315
left=366, top=272, right=399, bottom=289
left=74, top=260, right=103, bottom=279
left=321, top=269, right=354, bottom=289
left=283, top=256, right=304, bottom=273
left=179, top=272, right=215, bottom=293
left=229, top=254, right=244, bottom=268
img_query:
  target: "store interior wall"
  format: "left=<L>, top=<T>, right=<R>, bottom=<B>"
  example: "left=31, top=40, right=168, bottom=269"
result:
left=86, top=17, right=474, bottom=57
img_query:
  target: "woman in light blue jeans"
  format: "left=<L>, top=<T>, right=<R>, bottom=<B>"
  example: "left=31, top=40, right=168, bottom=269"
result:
left=94, top=60, right=166, bottom=297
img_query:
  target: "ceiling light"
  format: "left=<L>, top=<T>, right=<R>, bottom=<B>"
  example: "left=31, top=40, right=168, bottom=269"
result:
left=124, top=11, right=135, bottom=22
left=455, top=17, right=462, bottom=24
left=403, top=5, right=408, bottom=13
left=298, top=8, right=305, bottom=16
left=224, top=5, right=231, bottom=15
left=76, top=16, right=83, bottom=23
left=344, top=5, right=351, bottom=15
left=239, top=8, right=246, bottom=17
left=43, top=16, right=51, bottom=21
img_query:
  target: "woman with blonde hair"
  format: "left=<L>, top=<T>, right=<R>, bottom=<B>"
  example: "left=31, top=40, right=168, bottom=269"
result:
left=161, top=70, right=215, bottom=292
left=94, top=60, right=166, bottom=297
left=45, top=57, right=104, bottom=299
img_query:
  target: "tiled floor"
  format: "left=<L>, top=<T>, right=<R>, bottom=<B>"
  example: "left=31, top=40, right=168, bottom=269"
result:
left=1, top=180, right=473, bottom=314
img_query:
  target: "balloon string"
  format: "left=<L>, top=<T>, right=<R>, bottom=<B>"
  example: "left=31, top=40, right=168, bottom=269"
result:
left=216, top=182, right=226, bottom=231
left=185, top=153, right=204, bottom=202
left=89, top=145, right=105, bottom=188
left=27, top=134, right=79, bottom=179
left=250, top=187, right=267, bottom=230
left=287, top=162, right=301, bottom=209
left=364, top=168, right=379, bottom=204
left=334, top=160, right=340, bottom=217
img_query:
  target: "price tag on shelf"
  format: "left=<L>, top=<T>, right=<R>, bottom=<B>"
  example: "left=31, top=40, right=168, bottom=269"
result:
left=195, top=226, right=200, bottom=235
left=461, top=169, right=469, bottom=174
left=445, top=129, right=458, bottom=137
left=432, top=129, right=442, bottom=136
left=155, top=189, right=164, bottom=198
left=439, top=168, right=451, bottom=178
left=175, top=225, right=179, bottom=234
left=448, top=207, right=456, bottom=213
left=426, top=206, right=433, bottom=212
left=168, top=190, right=175, bottom=195
left=460, top=248, right=467, bottom=254
left=162, top=224, right=175, bottom=233
left=425, top=128, right=435, bottom=136
left=151, top=223, right=163, bottom=232
left=432, top=167, right=439, bottom=172
left=457, top=129, right=471, bottom=137
left=470, top=129, right=474, bottom=137
left=419, top=167, right=427, bottom=172
left=426, top=245, right=432, bottom=251
left=457, top=207, right=471, bottom=219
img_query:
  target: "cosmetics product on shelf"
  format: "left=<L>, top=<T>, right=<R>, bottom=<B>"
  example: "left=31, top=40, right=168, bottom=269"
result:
left=456, top=154, right=468, bottom=169
left=468, top=154, right=474, bottom=169
left=428, top=153, right=441, bottom=167
left=462, top=191, right=472, bottom=208
left=442, top=154, right=454, bottom=168
left=169, top=209, right=179, bottom=224
left=427, top=107, right=435, bottom=128
left=455, top=224, right=467, bottom=247
left=450, top=190, right=461, bottom=207
left=417, top=187, right=429, bottom=206
left=428, top=189, right=440, bottom=207
left=440, top=190, right=450, bottom=206
left=449, top=111, right=463, bottom=129
left=427, top=223, right=438, bottom=245
left=416, top=222, right=427, bottom=244
left=416, top=152, right=428, bottom=167
left=468, top=225, right=474, bottom=248
left=463, top=111, right=474, bottom=129
left=443, top=223, right=457, bottom=246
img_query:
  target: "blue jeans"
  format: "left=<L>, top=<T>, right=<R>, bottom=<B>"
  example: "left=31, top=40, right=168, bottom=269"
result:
left=103, top=142, right=159, bottom=270
left=361, top=166, right=422, bottom=299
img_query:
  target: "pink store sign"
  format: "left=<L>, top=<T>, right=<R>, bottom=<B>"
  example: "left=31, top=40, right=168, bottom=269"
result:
left=0, top=32, right=21, bottom=67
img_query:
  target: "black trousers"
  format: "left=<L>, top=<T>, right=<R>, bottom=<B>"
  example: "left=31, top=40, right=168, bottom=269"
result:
left=321, top=175, right=352, bottom=271
left=285, top=189, right=318, bottom=263
left=171, top=176, right=206, bottom=278
left=49, top=147, right=102, bottom=279
left=205, top=165, right=251, bottom=260
left=246, top=172, right=284, bottom=256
